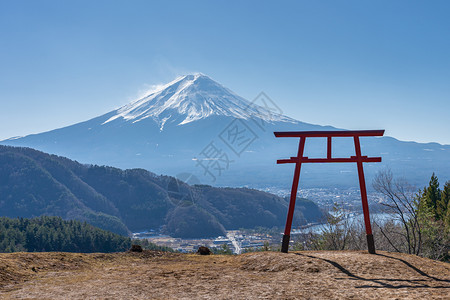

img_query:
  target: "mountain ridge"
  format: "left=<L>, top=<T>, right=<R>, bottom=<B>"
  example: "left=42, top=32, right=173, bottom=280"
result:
left=1, top=74, right=449, bottom=188
left=0, top=145, right=322, bottom=237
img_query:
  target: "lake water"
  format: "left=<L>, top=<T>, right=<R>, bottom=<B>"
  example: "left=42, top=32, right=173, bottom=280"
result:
left=292, top=212, right=399, bottom=234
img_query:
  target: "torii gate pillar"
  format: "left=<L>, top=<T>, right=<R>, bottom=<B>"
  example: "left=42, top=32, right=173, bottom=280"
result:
left=275, top=130, right=384, bottom=254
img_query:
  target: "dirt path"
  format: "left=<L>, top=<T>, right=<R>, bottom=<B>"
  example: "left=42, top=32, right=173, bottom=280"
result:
left=1, top=250, right=449, bottom=299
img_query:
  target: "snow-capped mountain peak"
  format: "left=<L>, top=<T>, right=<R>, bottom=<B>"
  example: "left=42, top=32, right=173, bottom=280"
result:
left=103, top=74, right=296, bottom=128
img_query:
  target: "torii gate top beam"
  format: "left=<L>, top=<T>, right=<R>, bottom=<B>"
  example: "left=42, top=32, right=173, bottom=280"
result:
left=274, top=130, right=384, bottom=164
left=274, top=129, right=385, bottom=138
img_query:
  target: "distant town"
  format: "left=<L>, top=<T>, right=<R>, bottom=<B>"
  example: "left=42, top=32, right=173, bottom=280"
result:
left=133, top=229, right=276, bottom=254
left=263, top=187, right=386, bottom=211
left=133, top=187, right=388, bottom=254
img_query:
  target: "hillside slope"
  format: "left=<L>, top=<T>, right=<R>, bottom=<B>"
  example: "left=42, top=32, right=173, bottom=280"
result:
left=0, top=145, right=320, bottom=238
left=0, top=250, right=449, bottom=299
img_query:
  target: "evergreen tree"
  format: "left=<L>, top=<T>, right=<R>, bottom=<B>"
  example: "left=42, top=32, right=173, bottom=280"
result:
left=416, top=174, right=449, bottom=261
left=419, top=173, right=441, bottom=219
left=446, top=197, right=450, bottom=228
left=438, top=181, right=449, bottom=224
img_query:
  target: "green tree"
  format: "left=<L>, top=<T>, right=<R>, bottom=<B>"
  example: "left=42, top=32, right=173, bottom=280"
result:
left=419, top=173, right=441, bottom=219
left=416, top=175, right=449, bottom=261
left=438, top=181, right=449, bottom=225
left=446, top=198, right=450, bottom=228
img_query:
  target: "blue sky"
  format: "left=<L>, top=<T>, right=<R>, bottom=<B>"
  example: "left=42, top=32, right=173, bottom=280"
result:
left=1, top=0, right=449, bottom=144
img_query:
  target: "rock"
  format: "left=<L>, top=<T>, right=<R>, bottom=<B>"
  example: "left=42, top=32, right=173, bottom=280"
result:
left=130, top=244, right=143, bottom=252
left=197, top=246, right=211, bottom=255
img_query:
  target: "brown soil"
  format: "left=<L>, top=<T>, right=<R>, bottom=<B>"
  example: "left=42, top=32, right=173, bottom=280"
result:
left=0, top=250, right=449, bottom=299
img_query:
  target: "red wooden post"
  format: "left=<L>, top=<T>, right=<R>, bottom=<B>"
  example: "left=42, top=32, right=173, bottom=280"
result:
left=281, top=137, right=305, bottom=253
left=354, top=136, right=375, bottom=253
left=274, top=130, right=384, bottom=254
left=327, top=137, right=332, bottom=160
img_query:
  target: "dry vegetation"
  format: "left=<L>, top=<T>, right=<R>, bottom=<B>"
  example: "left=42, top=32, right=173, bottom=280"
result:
left=0, top=250, right=449, bottom=299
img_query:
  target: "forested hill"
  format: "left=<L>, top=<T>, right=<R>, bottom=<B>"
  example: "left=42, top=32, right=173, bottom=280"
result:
left=0, top=216, right=172, bottom=253
left=0, top=146, right=323, bottom=238
left=0, top=216, right=130, bottom=253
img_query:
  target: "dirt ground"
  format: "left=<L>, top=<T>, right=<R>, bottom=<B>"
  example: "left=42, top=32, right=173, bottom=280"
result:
left=0, top=250, right=449, bottom=299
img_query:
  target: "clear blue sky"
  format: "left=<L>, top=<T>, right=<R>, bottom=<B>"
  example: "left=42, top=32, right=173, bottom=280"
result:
left=1, top=1, right=449, bottom=144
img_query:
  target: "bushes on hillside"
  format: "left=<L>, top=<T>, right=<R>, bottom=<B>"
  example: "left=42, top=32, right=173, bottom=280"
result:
left=292, top=172, right=449, bottom=262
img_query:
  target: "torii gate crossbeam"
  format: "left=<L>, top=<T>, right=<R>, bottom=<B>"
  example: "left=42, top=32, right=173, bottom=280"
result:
left=274, top=130, right=385, bottom=254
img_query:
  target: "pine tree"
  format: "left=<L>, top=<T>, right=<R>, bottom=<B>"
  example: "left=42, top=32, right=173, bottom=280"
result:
left=440, top=181, right=450, bottom=226
left=446, top=198, right=450, bottom=228
left=419, top=173, right=441, bottom=219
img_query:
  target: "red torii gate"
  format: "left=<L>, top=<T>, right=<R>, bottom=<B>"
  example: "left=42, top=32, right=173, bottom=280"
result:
left=274, top=129, right=385, bottom=254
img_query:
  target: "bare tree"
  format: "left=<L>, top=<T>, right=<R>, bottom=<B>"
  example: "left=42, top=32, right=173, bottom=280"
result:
left=314, top=201, right=365, bottom=251
left=373, top=169, right=422, bottom=255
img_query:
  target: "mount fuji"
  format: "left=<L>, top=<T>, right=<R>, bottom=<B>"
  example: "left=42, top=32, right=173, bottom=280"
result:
left=2, top=74, right=449, bottom=188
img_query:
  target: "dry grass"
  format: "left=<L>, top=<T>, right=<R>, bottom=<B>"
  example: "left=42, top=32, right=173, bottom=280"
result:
left=0, top=250, right=449, bottom=299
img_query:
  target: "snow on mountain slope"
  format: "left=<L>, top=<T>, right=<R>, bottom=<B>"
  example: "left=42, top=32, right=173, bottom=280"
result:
left=1, top=73, right=449, bottom=188
left=103, top=74, right=297, bottom=129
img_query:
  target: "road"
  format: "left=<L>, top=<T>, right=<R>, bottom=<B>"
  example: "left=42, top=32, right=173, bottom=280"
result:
left=226, top=231, right=242, bottom=254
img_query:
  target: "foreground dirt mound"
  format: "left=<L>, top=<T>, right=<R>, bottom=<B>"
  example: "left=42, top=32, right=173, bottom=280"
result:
left=240, top=252, right=327, bottom=273
left=0, top=252, right=93, bottom=289
left=0, top=250, right=449, bottom=299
